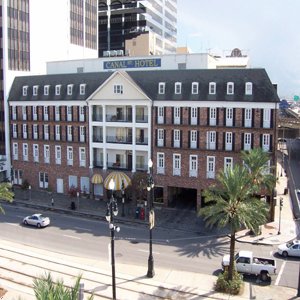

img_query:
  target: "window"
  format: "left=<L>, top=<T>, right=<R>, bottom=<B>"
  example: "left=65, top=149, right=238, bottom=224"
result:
left=114, top=84, right=123, bottom=94
left=191, top=107, right=197, bottom=125
left=67, top=125, right=73, bottom=141
left=158, top=82, right=165, bottom=94
left=157, top=152, right=165, bottom=174
left=263, top=108, right=271, bottom=128
left=175, top=82, right=181, bottom=94
left=55, top=125, right=61, bottom=140
left=79, top=126, right=85, bottom=142
left=44, top=145, right=50, bottom=163
left=55, top=106, right=60, bottom=121
left=55, top=145, right=61, bottom=165
left=13, top=143, right=18, bottom=160
left=157, top=129, right=164, bottom=147
left=190, top=130, right=197, bottom=149
left=79, top=147, right=86, bottom=167
left=209, top=107, right=217, bottom=126
left=262, top=134, right=270, bottom=152
left=189, top=155, right=198, bottom=177
left=224, top=157, right=233, bottom=173
left=67, top=84, right=73, bottom=95
left=39, top=172, right=48, bottom=189
left=207, top=131, right=216, bottom=150
left=80, top=84, right=86, bottom=95
left=67, top=106, right=72, bottom=121
left=33, top=85, right=38, bottom=96
left=173, top=154, right=181, bottom=176
left=227, top=82, right=234, bottom=95
left=33, top=144, right=39, bottom=162
left=174, top=107, right=180, bottom=124
left=22, top=106, right=27, bottom=121
left=207, top=156, right=215, bottom=179
left=55, top=85, right=61, bottom=95
left=44, top=125, right=49, bottom=140
left=173, top=129, right=180, bottom=148
left=33, top=124, right=38, bottom=140
left=32, top=106, right=38, bottom=120
left=22, top=143, right=28, bottom=161
left=44, top=106, right=49, bottom=121
left=12, top=124, right=17, bottom=138
left=67, top=146, right=73, bottom=165
left=157, top=106, right=164, bottom=124
left=209, top=82, right=216, bottom=94
left=244, top=108, right=252, bottom=128
left=244, top=133, right=252, bottom=151
left=44, top=85, right=50, bottom=95
left=22, top=124, right=28, bottom=139
left=79, top=106, right=85, bottom=122
left=12, top=106, right=17, bottom=120
left=225, top=132, right=233, bottom=151
left=245, top=82, right=253, bottom=95
left=226, top=108, right=233, bottom=127
left=192, top=82, right=199, bottom=94
left=22, top=86, right=28, bottom=96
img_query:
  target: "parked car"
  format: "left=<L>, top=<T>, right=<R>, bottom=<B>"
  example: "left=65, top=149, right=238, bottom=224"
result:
left=222, top=250, right=277, bottom=281
left=277, top=240, right=300, bottom=258
left=23, top=213, right=50, bottom=228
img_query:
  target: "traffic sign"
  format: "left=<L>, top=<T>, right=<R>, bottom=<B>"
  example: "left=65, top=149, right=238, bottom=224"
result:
left=294, top=95, right=299, bottom=101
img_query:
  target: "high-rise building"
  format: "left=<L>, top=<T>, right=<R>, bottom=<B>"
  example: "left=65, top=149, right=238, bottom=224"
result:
left=98, top=0, right=177, bottom=57
left=0, top=0, right=98, bottom=181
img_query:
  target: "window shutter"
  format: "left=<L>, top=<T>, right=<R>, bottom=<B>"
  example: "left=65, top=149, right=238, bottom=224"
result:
left=260, top=134, right=262, bottom=148
left=180, top=130, right=183, bottom=148
left=42, top=125, right=44, bottom=139
left=223, top=132, right=226, bottom=150
left=242, top=133, right=244, bottom=150
left=188, top=131, right=190, bottom=148
left=260, top=109, right=264, bottom=128
left=78, top=126, right=80, bottom=142
left=242, top=108, right=245, bottom=127
left=197, top=131, right=199, bottom=149
left=232, top=133, right=235, bottom=151
left=207, top=108, right=209, bottom=125
left=72, top=127, right=74, bottom=142
left=180, top=108, right=183, bottom=125
left=252, top=109, right=255, bottom=127
left=216, top=132, right=218, bottom=150
left=251, top=133, right=254, bottom=149
left=155, top=107, right=158, bottom=124
left=223, top=109, right=226, bottom=126
left=164, top=130, right=166, bottom=147
left=155, top=129, right=158, bottom=146
left=172, top=107, right=174, bottom=124
left=198, top=108, right=200, bottom=125
left=77, top=106, right=80, bottom=122
left=65, top=126, right=68, bottom=141
left=270, top=135, right=273, bottom=151
left=233, top=108, right=236, bottom=127
left=164, top=107, right=166, bottom=124
left=270, top=109, right=273, bottom=128
left=216, top=108, right=219, bottom=126
left=171, top=130, right=174, bottom=147
left=188, top=108, right=191, bottom=125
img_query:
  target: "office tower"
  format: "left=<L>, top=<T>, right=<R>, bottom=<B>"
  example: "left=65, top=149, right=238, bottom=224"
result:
left=98, top=0, right=177, bottom=57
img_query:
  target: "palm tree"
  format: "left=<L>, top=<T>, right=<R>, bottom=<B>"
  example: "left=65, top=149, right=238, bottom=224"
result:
left=199, top=165, right=269, bottom=281
left=0, top=182, right=14, bottom=214
left=33, top=272, right=94, bottom=300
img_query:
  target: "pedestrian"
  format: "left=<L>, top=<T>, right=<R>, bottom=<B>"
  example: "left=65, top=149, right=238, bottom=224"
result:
left=51, top=198, right=54, bottom=207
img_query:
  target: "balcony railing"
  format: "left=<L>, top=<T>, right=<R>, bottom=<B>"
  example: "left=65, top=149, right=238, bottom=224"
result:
left=106, top=114, right=132, bottom=122
left=93, top=160, right=103, bottom=168
left=136, top=164, right=148, bottom=171
left=136, top=137, right=148, bottom=145
left=93, top=135, right=103, bottom=143
left=107, top=161, right=127, bottom=169
left=136, top=115, right=148, bottom=123
left=92, top=113, right=103, bottom=122
left=106, top=135, right=132, bottom=144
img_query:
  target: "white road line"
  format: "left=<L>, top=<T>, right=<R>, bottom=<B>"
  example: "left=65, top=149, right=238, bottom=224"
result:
left=74, top=227, right=92, bottom=232
left=63, top=234, right=81, bottom=240
left=6, top=223, right=18, bottom=226
left=137, top=249, right=160, bottom=255
left=275, top=260, right=286, bottom=286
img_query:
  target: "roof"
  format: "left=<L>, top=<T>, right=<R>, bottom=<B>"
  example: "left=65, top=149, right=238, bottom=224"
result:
left=8, top=68, right=279, bottom=103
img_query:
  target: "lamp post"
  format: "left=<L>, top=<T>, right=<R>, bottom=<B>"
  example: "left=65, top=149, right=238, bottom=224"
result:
left=106, top=179, right=120, bottom=300
left=146, top=158, right=155, bottom=278
left=77, top=191, right=80, bottom=210
left=121, top=180, right=125, bottom=217
left=278, top=197, right=283, bottom=235
left=28, top=185, right=31, bottom=201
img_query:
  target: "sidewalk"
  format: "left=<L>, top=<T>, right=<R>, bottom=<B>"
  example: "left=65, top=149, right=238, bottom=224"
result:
left=1, top=161, right=300, bottom=299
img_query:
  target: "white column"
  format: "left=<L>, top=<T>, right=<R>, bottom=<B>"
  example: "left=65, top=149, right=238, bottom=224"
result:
left=89, top=104, right=93, bottom=168
left=148, top=104, right=152, bottom=163
left=103, top=105, right=107, bottom=170
left=132, top=105, right=136, bottom=172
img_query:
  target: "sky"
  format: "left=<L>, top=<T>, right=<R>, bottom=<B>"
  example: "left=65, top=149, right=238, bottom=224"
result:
left=177, top=0, right=300, bottom=100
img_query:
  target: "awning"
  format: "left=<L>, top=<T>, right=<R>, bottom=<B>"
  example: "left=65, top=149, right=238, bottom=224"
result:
left=104, top=171, right=131, bottom=191
left=91, top=174, right=103, bottom=184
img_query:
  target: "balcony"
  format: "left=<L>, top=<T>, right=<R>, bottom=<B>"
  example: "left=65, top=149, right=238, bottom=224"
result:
left=93, top=135, right=103, bottom=143
left=93, top=160, right=104, bottom=168
left=136, top=137, right=148, bottom=145
left=136, top=115, right=148, bottom=123
left=107, top=135, right=132, bottom=144
left=106, top=114, right=132, bottom=122
left=92, top=113, right=103, bottom=122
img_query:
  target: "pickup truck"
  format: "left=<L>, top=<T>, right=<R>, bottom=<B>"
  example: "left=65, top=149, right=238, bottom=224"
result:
left=222, top=250, right=277, bottom=281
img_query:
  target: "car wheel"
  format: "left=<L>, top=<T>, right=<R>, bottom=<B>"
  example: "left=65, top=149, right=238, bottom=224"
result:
left=282, top=251, right=288, bottom=258
left=260, top=271, right=269, bottom=282
left=23, top=220, right=28, bottom=225
left=37, top=223, right=41, bottom=228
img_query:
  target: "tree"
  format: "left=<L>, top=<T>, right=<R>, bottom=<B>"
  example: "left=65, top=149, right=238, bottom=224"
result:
left=126, top=172, right=148, bottom=204
left=33, top=272, right=93, bottom=300
left=199, top=165, right=269, bottom=281
left=0, top=182, right=14, bottom=214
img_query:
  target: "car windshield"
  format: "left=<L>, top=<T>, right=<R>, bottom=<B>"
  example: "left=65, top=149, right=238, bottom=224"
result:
left=39, top=215, right=46, bottom=219
left=286, top=241, right=294, bottom=248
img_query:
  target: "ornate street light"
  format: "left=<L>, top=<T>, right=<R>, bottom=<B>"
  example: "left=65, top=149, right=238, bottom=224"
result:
left=106, top=179, right=120, bottom=300
left=146, top=158, right=155, bottom=278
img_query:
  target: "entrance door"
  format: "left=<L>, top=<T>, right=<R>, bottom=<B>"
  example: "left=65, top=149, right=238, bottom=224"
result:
left=56, top=178, right=64, bottom=193
left=127, top=154, right=132, bottom=171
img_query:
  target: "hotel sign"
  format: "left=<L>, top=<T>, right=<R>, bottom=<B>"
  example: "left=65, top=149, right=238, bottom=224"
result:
left=104, top=58, right=161, bottom=70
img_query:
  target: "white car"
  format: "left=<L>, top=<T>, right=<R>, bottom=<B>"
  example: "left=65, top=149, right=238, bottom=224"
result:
left=23, top=213, right=50, bottom=228
left=277, top=240, right=300, bottom=258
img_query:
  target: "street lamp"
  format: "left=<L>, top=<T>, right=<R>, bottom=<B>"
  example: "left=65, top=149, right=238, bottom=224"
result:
left=106, top=179, right=120, bottom=300
left=77, top=191, right=80, bottom=210
left=146, top=158, right=155, bottom=278
left=121, top=180, right=125, bottom=217
left=278, top=197, right=283, bottom=235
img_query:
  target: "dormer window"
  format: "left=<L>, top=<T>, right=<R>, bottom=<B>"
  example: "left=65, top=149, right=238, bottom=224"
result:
left=192, top=82, right=199, bottom=94
left=55, top=85, right=61, bottom=95
left=22, top=86, right=28, bottom=96
left=33, top=85, right=39, bottom=96
left=245, top=82, right=253, bottom=95
left=227, top=82, right=234, bottom=95
left=79, top=84, right=86, bottom=95
left=158, top=82, right=165, bottom=94
left=114, top=84, right=123, bottom=94
left=175, top=82, right=181, bottom=94
left=209, top=82, right=216, bottom=94
left=44, top=85, right=50, bottom=95
left=67, top=84, right=73, bottom=95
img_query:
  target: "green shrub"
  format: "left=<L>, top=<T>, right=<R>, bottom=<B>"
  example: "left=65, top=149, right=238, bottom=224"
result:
left=215, top=269, right=243, bottom=295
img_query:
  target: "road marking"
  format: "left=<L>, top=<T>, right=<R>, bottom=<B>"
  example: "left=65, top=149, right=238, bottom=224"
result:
left=6, top=223, right=18, bottom=226
left=274, top=260, right=286, bottom=286
left=74, top=226, right=92, bottom=232
left=137, top=249, right=160, bottom=255
left=63, top=234, right=81, bottom=240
